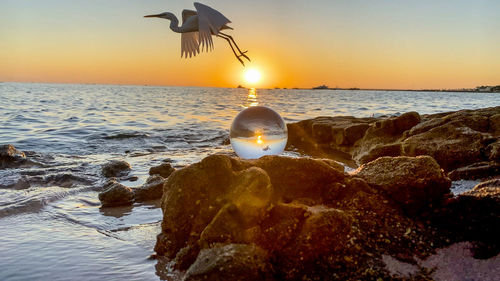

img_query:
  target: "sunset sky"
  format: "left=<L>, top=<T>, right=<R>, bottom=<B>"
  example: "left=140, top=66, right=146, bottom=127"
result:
left=1, top=0, right=499, bottom=89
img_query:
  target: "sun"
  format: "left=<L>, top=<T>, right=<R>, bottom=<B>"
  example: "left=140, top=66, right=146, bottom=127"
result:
left=244, top=69, right=262, bottom=85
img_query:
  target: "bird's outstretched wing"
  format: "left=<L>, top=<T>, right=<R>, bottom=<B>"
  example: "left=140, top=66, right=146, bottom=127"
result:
left=194, top=2, right=231, bottom=52
left=181, top=32, right=200, bottom=58
left=181, top=9, right=197, bottom=24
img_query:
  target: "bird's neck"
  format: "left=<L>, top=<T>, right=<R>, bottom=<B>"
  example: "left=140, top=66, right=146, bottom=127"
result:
left=166, top=15, right=181, bottom=33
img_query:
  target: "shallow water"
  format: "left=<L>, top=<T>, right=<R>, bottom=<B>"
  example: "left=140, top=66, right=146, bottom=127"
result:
left=0, top=82, right=499, bottom=280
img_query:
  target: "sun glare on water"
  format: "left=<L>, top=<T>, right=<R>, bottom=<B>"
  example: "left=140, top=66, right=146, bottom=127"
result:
left=244, top=69, right=262, bottom=85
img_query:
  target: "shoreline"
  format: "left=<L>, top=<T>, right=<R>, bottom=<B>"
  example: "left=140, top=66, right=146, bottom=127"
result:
left=150, top=105, right=499, bottom=280
left=1, top=105, right=499, bottom=280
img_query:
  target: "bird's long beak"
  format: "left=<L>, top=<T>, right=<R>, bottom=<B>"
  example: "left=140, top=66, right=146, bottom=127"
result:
left=144, top=14, right=162, bottom=18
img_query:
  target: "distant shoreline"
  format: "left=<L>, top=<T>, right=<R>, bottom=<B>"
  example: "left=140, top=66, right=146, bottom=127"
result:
left=2, top=81, right=499, bottom=93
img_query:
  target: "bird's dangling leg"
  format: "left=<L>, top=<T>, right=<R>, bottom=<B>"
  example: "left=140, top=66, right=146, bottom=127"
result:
left=218, top=32, right=250, bottom=62
left=217, top=34, right=245, bottom=66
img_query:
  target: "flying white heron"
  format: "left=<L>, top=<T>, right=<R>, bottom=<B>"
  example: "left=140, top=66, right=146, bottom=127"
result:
left=145, top=2, right=250, bottom=66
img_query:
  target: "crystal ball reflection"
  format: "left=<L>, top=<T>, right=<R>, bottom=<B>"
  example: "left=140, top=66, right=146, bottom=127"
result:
left=230, top=106, right=288, bottom=159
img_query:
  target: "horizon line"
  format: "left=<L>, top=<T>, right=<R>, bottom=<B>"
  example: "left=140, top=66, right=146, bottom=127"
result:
left=1, top=80, right=498, bottom=92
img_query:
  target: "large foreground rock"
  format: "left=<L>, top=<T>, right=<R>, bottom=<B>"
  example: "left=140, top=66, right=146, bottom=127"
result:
left=287, top=106, right=500, bottom=180
left=153, top=154, right=497, bottom=280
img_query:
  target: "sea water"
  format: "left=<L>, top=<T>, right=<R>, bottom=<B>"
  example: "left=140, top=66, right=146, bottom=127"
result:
left=0, top=82, right=499, bottom=280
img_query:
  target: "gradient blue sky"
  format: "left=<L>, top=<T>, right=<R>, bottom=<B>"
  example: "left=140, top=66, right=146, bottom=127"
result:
left=1, top=0, right=499, bottom=88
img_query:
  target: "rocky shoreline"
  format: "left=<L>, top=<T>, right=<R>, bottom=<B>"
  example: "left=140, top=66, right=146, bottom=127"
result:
left=2, top=106, right=499, bottom=280
left=151, top=106, right=499, bottom=280
left=287, top=106, right=499, bottom=177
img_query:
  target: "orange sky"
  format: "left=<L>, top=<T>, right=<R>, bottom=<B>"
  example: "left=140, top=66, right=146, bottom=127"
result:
left=1, top=0, right=499, bottom=89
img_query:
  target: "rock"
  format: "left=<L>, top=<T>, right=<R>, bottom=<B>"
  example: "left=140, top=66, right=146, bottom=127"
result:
left=287, top=106, right=500, bottom=171
left=199, top=203, right=247, bottom=247
left=250, top=156, right=345, bottom=204
left=134, top=175, right=166, bottom=201
left=149, top=162, right=175, bottom=178
left=277, top=206, right=352, bottom=280
left=183, top=244, right=272, bottom=281
left=154, top=154, right=498, bottom=280
left=392, top=112, right=421, bottom=133
left=98, top=180, right=135, bottom=207
left=486, top=139, right=500, bottom=162
left=461, top=178, right=500, bottom=199
left=41, top=173, right=93, bottom=188
left=448, top=162, right=500, bottom=181
left=335, top=123, right=371, bottom=145
left=354, top=112, right=420, bottom=160
left=255, top=203, right=309, bottom=252
left=490, top=114, right=500, bottom=134
left=429, top=181, right=500, bottom=259
left=403, top=107, right=499, bottom=171
left=353, top=156, right=451, bottom=213
left=101, top=160, right=131, bottom=178
left=221, top=136, right=231, bottom=145
left=154, top=155, right=237, bottom=258
left=0, top=144, right=27, bottom=169
left=286, top=116, right=376, bottom=158
left=355, top=143, right=402, bottom=164
left=402, top=124, right=487, bottom=171
left=0, top=175, right=31, bottom=189
left=154, top=155, right=344, bottom=258
left=320, top=158, right=345, bottom=172
left=473, top=178, right=500, bottom=190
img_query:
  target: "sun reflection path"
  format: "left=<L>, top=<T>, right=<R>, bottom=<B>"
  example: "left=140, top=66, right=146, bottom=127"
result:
left=246, top=88, right=258, bottom=107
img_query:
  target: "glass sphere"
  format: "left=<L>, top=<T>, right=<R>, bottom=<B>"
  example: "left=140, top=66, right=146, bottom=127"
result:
left=230, top=106, right=288, bottom=159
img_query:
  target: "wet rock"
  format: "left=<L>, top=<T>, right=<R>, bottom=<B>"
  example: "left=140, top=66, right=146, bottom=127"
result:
left=122, top=175, right=139, bottom=182
left=473, top=178, right=500, bottom=190
left=0, top=175, right=31, bottom=189
left=149, top=162, right=175, bottom=178
left=286, top=116, right=376, bottom=158
left=0, top=144, right=27, bottom=169
left=334, top=123, right=371, bottom=145
left=402, top=107, right=499, bottom=171
left=287, top=106, right=500, bottom=171
left=155, top=154, right=498, bottom=280
left=101, top=160, right=131, bottom=178
left=42, top=173, right=93, bottom=188
left=183, top=244, right=272, bottom=281
left=320, top=158, right=345, bottom=172
left=154, top=155, right=236, bottom=258
left=134, top=175, right=166, bottom=201
left=221, top=136, right=231, bottom=145
left=448, top=162, right=500, bottom=181
left=98, top=180, right=135, bottom=207
left=353, top=112, right=420, bottom=162
left=402, top=124, right=487, bottom=171
left=355, top=143, right=402, bottom=164
left=353, top=156, right=451, bottom=213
